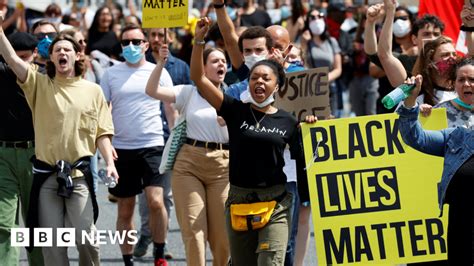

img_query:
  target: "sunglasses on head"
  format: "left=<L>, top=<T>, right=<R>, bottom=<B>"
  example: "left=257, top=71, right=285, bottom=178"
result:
left=35, top=32, right=57, bottom=40
left=310, top=14, right=324, bottom=20
left=394, top=16, right=409, bottom=21
left=120, top=39, right=145, bottom=46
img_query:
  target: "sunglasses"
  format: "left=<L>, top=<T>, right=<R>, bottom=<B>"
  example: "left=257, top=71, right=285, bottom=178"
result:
left=78, top=39, right=87, bottom=45
left=394, top=16, right=409, bottom=21
left=35, top=32, right=57, bottom=40
left=309, top=14, right=325, bottom=20
left=120, top=39, right=145, bottom=46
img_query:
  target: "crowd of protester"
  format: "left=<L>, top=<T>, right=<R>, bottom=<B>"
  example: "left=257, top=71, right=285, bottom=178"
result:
left=0, top=0, right=472, bottom=265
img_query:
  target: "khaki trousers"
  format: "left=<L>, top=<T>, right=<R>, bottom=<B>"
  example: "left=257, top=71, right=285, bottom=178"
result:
left=38, top=175, right=100, bottom=266
left=172, top=144, right=230, bottom=266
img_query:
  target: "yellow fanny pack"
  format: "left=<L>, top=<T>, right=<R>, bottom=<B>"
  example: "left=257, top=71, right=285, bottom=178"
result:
left=230, top=201, right=277, bottom=231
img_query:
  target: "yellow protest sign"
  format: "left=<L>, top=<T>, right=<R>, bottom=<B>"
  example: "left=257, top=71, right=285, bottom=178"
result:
left=300, top=109, right=449, bottom=265
left=275, top=67, right=330, bottom=121
left=142, top=0, right=188, bottom=28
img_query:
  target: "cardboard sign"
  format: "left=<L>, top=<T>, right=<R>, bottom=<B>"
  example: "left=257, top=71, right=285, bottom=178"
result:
left=275, top=67, right=331, bottom=121
left=300, top=110, right=449, bottom=265
left=275, top=67, right=330, bottom=121
left=142, top=0, right=188, bottom=28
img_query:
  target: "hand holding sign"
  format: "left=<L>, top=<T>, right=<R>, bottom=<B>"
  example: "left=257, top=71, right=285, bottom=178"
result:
left=159, top=44, right=169, bottom=63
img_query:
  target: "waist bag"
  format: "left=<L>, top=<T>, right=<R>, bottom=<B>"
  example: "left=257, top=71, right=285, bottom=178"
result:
left=230, top=201, right=277, bottom=231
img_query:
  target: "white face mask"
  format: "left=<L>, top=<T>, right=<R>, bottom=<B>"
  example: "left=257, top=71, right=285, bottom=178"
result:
left=240, top=85, right=277, bottom=108
left=309, top=19, right=325, bottom=36
left=244, top=53, right=267, bottom=70
left=393, top=19, right=411, bottom=38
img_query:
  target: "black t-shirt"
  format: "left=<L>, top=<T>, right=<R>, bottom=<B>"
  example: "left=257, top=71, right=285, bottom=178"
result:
left=86, top=31, right=122, bottom=59
left=218, top=94, right=309, bottom=201
left=0, top=62, right=34, bottom=140
left=240, top=9, right=272, bottom=28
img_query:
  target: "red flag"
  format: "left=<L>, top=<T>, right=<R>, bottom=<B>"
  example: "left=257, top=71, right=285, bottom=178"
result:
left=418, top=0, right=465, bottom=53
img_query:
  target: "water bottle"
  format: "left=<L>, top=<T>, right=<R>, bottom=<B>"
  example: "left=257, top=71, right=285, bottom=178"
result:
left=98, top=169, right=117, bottom=188
left=381, top=83, right=415, bottom=109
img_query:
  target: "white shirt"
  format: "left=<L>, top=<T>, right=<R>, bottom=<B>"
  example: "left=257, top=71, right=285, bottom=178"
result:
left=101, top=61, right=173, bottom=149
left=174, top=85, right=228, bottom=143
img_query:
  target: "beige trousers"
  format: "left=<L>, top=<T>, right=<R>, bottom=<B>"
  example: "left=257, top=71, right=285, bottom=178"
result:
left=38, top=175, right=100, bottom=266
left=172, top=144, right=230, bottom=266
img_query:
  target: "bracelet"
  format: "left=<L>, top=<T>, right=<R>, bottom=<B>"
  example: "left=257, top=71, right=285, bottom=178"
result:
left=213, top=3, right=225, bottom=9
left=195, top=39, right=206, bottom=45
left=461, top=24, right=474, bottom=32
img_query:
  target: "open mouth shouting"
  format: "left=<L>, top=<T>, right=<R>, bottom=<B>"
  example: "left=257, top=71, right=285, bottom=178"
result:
left=253, top=85, right=266, bottom=100
left=462, top=89, right=473, bottom=104
left=216, top=68, right=225, bottom=78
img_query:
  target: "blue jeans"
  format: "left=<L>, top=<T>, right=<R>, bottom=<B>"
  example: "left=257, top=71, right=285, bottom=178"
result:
left=284, top=181, right=299, bottom=266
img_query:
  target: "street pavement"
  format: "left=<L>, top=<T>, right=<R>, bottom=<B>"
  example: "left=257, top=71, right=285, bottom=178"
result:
left=20, top=182, right=318, bottom=265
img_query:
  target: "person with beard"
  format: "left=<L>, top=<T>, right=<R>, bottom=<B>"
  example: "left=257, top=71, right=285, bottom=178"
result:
left=0, top=31, right=44, bottom=266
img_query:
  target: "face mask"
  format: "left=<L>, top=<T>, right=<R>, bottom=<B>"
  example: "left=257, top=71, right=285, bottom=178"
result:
left=122, top=44, right=144, bottom=64
left=208, top=12, right=217, bottom=22
left=281, top=5, right=291, bottom=20
left=393, top=19, right=411, bottom=38
left=37, top=36, right=52, bottom=59
left=240, top=85, right=277, bottom=108
left=244, top=53, right=267, bottom=70
left=309, top=19, right=325, bottom=36
left=288, top=61, right=304, bottom=67
left=433, top=57, right=456, bottom=76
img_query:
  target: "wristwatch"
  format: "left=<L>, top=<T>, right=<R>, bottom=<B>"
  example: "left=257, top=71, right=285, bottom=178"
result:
left=195, top=39, right=206, bottom=45
left=213, top=3, right=225, bottom=9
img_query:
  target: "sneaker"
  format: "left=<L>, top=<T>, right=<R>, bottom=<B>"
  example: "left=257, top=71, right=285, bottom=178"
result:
left=133, top=235, right=152, bottom=257
left=154, top=258, right=168, bottom=266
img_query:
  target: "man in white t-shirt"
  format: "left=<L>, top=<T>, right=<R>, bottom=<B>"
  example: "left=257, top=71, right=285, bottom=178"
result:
left=100, top=24, right=174, bottom=266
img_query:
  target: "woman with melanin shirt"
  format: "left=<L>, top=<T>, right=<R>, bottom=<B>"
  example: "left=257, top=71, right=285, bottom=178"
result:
left=190, top=17, right=316, bottom=265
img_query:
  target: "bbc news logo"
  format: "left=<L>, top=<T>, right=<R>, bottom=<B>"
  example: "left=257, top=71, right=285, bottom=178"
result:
left=11, top=228, right=138, bottom=247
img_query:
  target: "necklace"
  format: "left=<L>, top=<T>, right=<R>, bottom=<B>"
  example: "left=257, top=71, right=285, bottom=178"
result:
left=453, top=97, right=473, bottom=110
left=250, top=106, right=267, bottom=129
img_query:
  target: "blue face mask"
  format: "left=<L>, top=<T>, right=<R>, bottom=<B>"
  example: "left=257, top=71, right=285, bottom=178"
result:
left=37, top=36, right=52, bottom=59
left=122, top=44, right=143, bottom=64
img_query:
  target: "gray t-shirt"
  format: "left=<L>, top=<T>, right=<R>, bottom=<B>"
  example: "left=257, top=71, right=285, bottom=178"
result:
left=434, top=100, right=473, bottom=129
left=306, top=37, right=341, bottom=70
left=100, top=61, right=173, bottom=149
